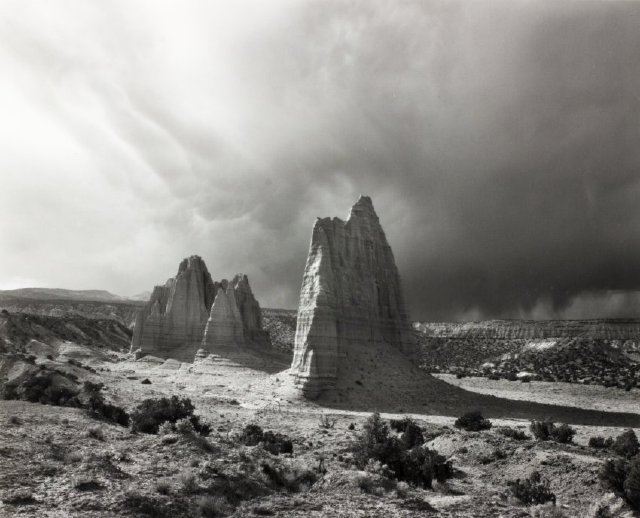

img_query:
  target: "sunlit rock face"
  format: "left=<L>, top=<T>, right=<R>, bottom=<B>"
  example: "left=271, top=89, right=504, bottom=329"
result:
left=131, top=257, right=268, bottom=361
left=290, top=195, right=417, bottom=398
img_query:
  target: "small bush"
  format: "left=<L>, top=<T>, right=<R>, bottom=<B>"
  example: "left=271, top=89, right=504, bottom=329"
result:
left=390, top=417, right=414, bottom=433
left=551, top=423, right=576, bottom=444
left=529, top=420, right=575, bottom=443
left=87, top=425, right=105, bottom=441
left=600, top=458, right=629, bottom=493
left=351, top=412, right=452, bottom=488
left=400, top=420, right=425, bottom=449
left=508, top=471, right=556, bottom=505
left=260, top=461, right=317, bottom=492
left=530, top=420, right=555, bottom=441
left=239, top=424, right=293, bottom=455
left=175, top=418, right=195, bottom=435
left=84, top=382, right=129, bottom=427
left=179, top=471, right=199, bottom=494
left=158, top=421, right=175, bottom=435
left=197, top=495, right=227, bottom=517
left=156, top=481, right=171, bottom=495
left=454, top=411, right=492, bottom=432
left=589, top=436, right=614, bottom=450
left=613, top=429, right=639, bottom=459
left=498, top=426, right=529, bottom=441
left=130, top=396, right=208, bottom=435
left=624, top=458, right=640, bottom=510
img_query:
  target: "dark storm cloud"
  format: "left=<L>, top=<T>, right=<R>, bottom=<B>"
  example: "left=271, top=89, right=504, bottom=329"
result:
left=1, top=0, right=640, bottom=320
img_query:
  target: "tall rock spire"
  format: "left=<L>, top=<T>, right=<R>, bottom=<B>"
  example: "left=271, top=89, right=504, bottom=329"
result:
left=290, top=195, right=417, bottom=398
left=131, top=257, right=269, bottom=361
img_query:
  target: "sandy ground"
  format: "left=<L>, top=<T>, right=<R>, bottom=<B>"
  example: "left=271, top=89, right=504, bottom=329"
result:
left=434, top=374, right=640, bottom=415
left=1, top=346, right=639, bottom=517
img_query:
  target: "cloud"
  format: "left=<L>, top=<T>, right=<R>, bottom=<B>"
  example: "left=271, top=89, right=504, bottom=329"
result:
left=1, top=0, right=640, bottom=319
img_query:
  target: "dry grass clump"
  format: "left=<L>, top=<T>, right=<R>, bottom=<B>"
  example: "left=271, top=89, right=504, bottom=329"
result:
left=318, top=414, right=337, bottom=429
left=179, top=470, right=200, bottom=494
left=507, top=471, right=556, bottom=505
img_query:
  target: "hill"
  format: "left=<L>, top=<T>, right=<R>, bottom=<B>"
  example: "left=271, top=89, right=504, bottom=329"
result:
left=415, top=319, right=640, bottom=389
left=0, top=288, right=127, bottom=303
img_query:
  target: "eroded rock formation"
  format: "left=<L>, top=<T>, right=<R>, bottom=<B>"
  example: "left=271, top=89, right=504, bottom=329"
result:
left=131, top=257, right=268, bottom=361
left=290, top=195, right=417, bottom=398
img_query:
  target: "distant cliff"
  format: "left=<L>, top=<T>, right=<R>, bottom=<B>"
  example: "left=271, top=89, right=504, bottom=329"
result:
left=414, top=319, right=640, bottom=388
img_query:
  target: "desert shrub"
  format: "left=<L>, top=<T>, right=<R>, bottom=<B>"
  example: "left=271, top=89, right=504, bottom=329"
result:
left=239, top=424, right=292, bottom=455
left=196, top=495, right=228, bottom=517
left=401, top=420, right=425, bottom=449
left=84, top=382, right=129, bottom=427
left=190, top=415, right=212, bottom=437
left=613, top=429, right=639, bottom=459
left=530, top=420, right=555, bottom=441
left=454, top=410, right=492, bottom=432
left=179, top=471, right=199, bottom=494
left=87, top=425, right=105, bottom=441
left=9, top=372, right=80, bottom=407
left=390, top=417, right=415, bottom=433
left=551, top=423, right=576, bottom=444
left=600, top=458, right=629, bottom=493
left=240, top=424, right=264, bottom=446
left=175, top=418, right=195, bottom=435
left=623, top=458, right=640, bottom=509
left=398, top=447, right=453, bottom=488
left=351, top=412, right=452, bottom=488
left=130, top=396, right=209, bottom=435
left=260, top=461, right=317, bottom=492
left=498, top=426, right=529, bottom=441
left=590, top=436, right=608, bottom=449
left=158, top=421, right=175, bottom=435
left=507, top=471, right=556, bottom=505
left=530, top=420, right=575, bottom=443
left=318, top=414, right=336, bottom=429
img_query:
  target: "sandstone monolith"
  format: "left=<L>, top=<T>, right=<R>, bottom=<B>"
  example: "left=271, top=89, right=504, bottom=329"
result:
left=131, top=257, right=268, bottom=361
left=290, top=195, right=417, bottom=398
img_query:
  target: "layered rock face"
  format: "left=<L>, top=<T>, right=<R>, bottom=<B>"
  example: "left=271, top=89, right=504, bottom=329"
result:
left=290, top=195, right=417, bottom=398
left=131, top=257, right=268, bottom=361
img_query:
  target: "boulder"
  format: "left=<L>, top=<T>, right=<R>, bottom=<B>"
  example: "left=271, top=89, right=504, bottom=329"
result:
left=290, top=195, right=417, bottom=398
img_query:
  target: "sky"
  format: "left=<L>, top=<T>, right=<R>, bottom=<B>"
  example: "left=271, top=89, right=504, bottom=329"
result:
left=1, top=0, right=640, bottom=321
